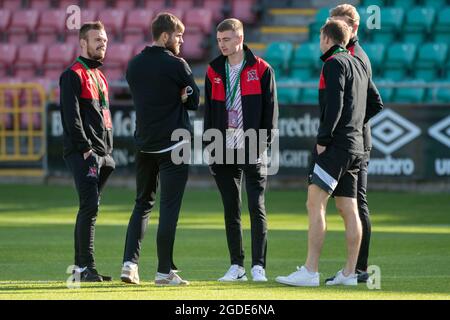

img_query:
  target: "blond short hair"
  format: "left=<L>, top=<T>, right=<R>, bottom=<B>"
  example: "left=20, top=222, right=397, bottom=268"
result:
left=330, top=4, right=360, bottom=27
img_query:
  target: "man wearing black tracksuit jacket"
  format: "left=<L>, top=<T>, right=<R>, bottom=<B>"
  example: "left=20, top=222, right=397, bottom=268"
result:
left=60, top=22, right=114, bottom=282
left=329, top=4, right=384, bottom=282
left=121, top=13, right=199, bottom=286
left=204, top=19, right=278, bottom=282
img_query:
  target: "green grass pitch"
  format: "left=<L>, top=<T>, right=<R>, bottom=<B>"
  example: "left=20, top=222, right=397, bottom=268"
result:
left=0, top=184, right=449, bottom=300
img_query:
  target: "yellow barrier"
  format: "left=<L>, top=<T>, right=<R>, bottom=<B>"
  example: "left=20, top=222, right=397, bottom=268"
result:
left=0, top=83, right=46, bottom=176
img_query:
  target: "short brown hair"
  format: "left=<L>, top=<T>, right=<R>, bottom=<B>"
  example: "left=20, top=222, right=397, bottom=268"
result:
left=320, top=19, right=351, bottom=46
left=79, top=21, right=105, bottom=40
left=216, top=18, right=244, bottom=35
left=330, top=4, right=360, bottom=27
left=151, top=12, right=185, bottom=40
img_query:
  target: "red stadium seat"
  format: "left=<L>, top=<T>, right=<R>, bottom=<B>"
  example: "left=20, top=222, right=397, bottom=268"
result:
left=0, top=9, right=11, bottom=33
left=144, top=0, right=166, bottom=11
left=15, top=44, right=46, bottom=79
left=184, top=8, right=213, bottom=34
left=231, top=0, right=257, bottom=24
left=162, top=8, right=184, bottom=21
left=29, top=0, right=52, bottom=9
left=104, top=43, right=133, bottom=68
left=43, top=43, right=76, bottom=79
left=98, top=9, right=126, bottom=36
left=37, top=9, right=67, bottom=44
left=64, top=9, right=98, bottom=44
left=56, top=0, right=81, bottom=8
left=102, top=67, right=124, bottom=81
left=181, top=32, right=205, bottom=60
left=203, top=0, right=225, bottom=22
left=86, top=0, right=108, bottom=9
left=115, top=0, right=138, bottom=9
left=124, top=9, right=153, bottom=44
left=2, top=0, right=23, bottom=10
left=8, top=10, right=40, bottom=45
left=172, top=0, right=195, bottom=10
left=134, top=44, right=145, bottom=56
left=0, top=43, right=17, bottom=76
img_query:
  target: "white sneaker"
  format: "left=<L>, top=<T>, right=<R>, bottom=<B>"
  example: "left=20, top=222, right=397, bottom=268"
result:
left=325, top=270, right=357, bottom=286
left=275, top=266, right=320, bottom=287
left=218, top=264, right=248, bottom=282
left=120, top=262, right=140, bottom=285
left=251, top=265, right=268, bottom=282
left=155, top=270, right=189, bottom=286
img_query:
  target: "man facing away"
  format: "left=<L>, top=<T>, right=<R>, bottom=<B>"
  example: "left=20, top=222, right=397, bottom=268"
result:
left=276, top=19, right=380, bottom=286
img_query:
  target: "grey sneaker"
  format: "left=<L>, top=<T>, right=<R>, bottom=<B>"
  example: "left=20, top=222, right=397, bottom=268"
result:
left=121, top=263, right=140, bottom=285
left=155, top=270, right=189, bottom=286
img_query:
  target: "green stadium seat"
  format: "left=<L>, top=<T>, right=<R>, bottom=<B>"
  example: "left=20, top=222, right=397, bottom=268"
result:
left=383, top=42, right=417, bottom=80
left=390, top=0, right=417, bottom=9
left=434, top=7, right=450, bottom=42
left=301, top=86, right=319, bottom=104
left=403, top=7, right=436, bottom=43
left=375, top=79, right=395, bottom=102
left=436, top=84, right=450, bottom=102
left=309, top=8, right=331, bottom=41
left=422, top=0, right=447, bottom=10
left=277, top=78, right=301, bottom=105
left=362, top=43, right=386, bottom=76
left=414, top=43, right=448, bottom=81
left=370, top=7, right=405, bottom=43
left=291, top=42, right=321, bottom=75
left=264, top=42, right=294, bottom=73
left=291, top=68, right=315, bottom=80
left=360, top=0, right=385, bottom=7
left=393, top=81, right=427, bottom=103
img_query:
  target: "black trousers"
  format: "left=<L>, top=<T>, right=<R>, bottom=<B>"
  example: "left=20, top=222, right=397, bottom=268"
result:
left=211, top=163, right=268, bottom=268
left=356, top=151, right=372, bottom=271
left=65, top=151, right=115, bottom=269
left=123, top=151, right=188, bottom=274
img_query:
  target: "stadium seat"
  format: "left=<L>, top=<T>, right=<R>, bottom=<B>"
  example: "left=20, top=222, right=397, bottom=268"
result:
left=383, top=42, right=417, bottom=80
left=277, top=78, right=301, bottom=105
left=231, top=0, right=258, bottom=24
left=375, top=79, right=394, bottom=103
left=29, top=0, right=52, bottom=9
left=43, top=43, right=76, bottom=80
left=56, top=0, right=80, bottom=8
left=434, top=7, right=450, bottom=42
left=291, top=42, right=321, bottom=76
left=203, top=0, right=225, bottom=21
left=162, top=8, right=184, bottom=20
left=359, top=0, right=384, bottom=6
left=264, top=42, right=294, bottom=74
left=370, top=7, right=404, bottom=43
left=98, top=9, right=126, bottom=37
left=181, top=32, right=206, bottom=60
left=8, top=10, right=40, bottom=45
left=1, top=0, right=23, bottom=10
left=309, top=8, right=330, bottom=41
left=362, top=43, right=386, bottom=76
left=0, top=9, right=11, bottom=40
left=124, top=9, right=153, bottom=44
left=86, top=0, right=108, bottom=9
left=184, top=8, right=213, bottom=34
left=402, top=7, right=436, bottom=43
left=414, top=43, right=448, bottom=81
left=115, top=0, right=138, bottom=9
left=37, top=9, right=67, bottom=44
left=301, top=86, right=319, bottom=104
left=390, top=0, right=417, bottom=8
left=144, top=0, right=166, bottom=11
left=0, top=43, right=17, bottom=76
left=393, top=81, right=426, bottom=103
left=435, top=83, right=450, bottom=102
left=14, top=44, right=46, bottom=79
left=172, top=0, right=196, bottom=10
left=104, top=43, right=134, bottom=69
left=422, top=0, right=447, bottom=9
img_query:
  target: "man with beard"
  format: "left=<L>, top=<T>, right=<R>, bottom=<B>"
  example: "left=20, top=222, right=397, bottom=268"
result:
left=60, top=21, right=115, bottom=282
left=120, top=13, right=199, bottom=286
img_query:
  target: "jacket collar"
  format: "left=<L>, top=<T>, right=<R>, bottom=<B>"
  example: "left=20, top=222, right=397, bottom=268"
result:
left=320, top=44, right=347, bottom=62
left=77, top=55, right=103, bottom=69
left=142, top=45, right=175, bottom=57
left=347, top=36, right=359, bottom=49
left=209, top=44, right=257, bottom=77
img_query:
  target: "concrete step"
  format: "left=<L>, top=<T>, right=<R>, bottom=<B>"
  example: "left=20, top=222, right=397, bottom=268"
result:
left=259, top=25, right=309, bottom=43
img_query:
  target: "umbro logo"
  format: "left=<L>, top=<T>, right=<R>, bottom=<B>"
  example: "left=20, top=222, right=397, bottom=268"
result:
left=371, top=109, right=421, bottom=155
left=428, top=115, right=450, bottom=148
left=214, top=77, right=221, bottom=84
left=247, top=70, right=259, bottom=81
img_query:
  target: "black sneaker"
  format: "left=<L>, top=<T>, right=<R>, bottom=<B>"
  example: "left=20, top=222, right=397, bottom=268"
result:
left=356, top=270, right=369, bottom=283
left=73, top=268, right=112, bottom=282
